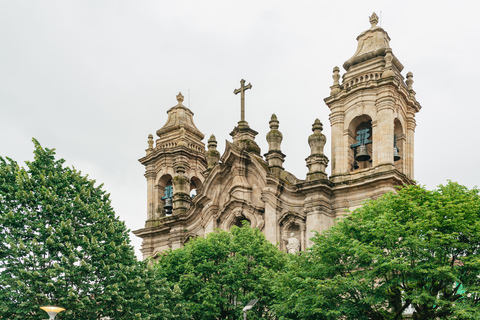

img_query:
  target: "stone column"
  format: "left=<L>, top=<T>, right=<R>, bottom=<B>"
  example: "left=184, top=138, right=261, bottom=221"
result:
left=405, top=73, right=417, bottom=180
left=329, top=111, right=345, bottom=175
left=305, top=208, right=334, bottom=248
left=263, top=193, right=279, bottom=245
left=145, top=164, right=156, bottom=221
left=406, top=114, right=416, bottom=180
left=299, top=221, right=306, bottom=252
left=172, top=165, right=190, bottom=214
left=305, top=211, right=319, bottom=248
left=375, top=94, right=395, bottom=169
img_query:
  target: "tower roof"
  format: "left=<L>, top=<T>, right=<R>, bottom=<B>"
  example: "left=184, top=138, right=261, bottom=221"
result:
left=156, top=92, right=205, bottom=142
left=343, top=12, right=403, bottom=72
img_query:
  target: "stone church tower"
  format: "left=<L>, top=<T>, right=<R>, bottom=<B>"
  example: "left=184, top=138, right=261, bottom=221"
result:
left=134, top=13, right=421, bottom=259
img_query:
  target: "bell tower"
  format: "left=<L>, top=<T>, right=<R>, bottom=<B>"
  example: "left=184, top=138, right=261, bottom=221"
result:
left=139, top=93, right=207, bottom=230
left=325, top=13, right=421, bottom=215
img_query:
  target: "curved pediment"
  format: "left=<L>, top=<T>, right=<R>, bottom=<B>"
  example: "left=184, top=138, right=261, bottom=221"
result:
left=216, top=199, right=264, bottom=231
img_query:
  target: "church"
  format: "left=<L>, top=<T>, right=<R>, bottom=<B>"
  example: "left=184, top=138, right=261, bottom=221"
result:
left=133, top=13, right=421, bottom=259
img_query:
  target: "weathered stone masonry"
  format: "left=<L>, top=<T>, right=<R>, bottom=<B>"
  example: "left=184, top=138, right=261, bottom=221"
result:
left=133, top=13, right=421, bottom=259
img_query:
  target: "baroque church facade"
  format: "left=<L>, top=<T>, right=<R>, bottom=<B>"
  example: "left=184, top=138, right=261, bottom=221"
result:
left=133, top=13, right=421, bottom=259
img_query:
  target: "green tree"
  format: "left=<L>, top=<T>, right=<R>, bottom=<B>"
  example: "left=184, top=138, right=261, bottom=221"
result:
left=0, top=139, right=183, bottom=320
left=274, top=182, right=480, bottom=320
left=156, top=223, right=287, bottom=320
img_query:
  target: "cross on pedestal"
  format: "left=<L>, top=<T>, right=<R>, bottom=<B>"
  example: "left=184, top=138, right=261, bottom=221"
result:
left=234, top=79, right=252, bottom=126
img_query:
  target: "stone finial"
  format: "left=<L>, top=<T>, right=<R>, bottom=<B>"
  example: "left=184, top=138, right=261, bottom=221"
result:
left=382, top=48, right=395, bottom=78
left=311, top=119, right=324, bottom=135
left=206, top=134, right=220, bottom=171
left=265, top=114, right=285, bottom=175
left=208, top=134, right=217, bottom=148
left=332, top=66, right=340, bottom=85
left=406, top=72, right=414, bottom=90
left=330, top=66, right=341, bottom=96
left=308, top=119, right=326, bottom=156
left=146, top=134, right=154, bottom=155
left=269, top=114, right=279, bottom=129
left=266, top=114, right=283, bottom=152
left=176, top=92, right=185, bottom=105
left=306, top=119, right=328, bottom=181
left=369, top=12, right=379, bottom=28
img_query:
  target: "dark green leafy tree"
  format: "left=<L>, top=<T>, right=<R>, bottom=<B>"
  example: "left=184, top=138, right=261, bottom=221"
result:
left=0, top=139, right=184, bottom=320
left=274, top=182, right=480, bottom=320
left=156, top=223, right=287, bottom=320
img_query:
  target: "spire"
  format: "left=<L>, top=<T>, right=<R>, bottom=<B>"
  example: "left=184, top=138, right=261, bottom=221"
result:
left=265, top=114, right=285, bottom=175
left=306, top=119, right=328, bottom=181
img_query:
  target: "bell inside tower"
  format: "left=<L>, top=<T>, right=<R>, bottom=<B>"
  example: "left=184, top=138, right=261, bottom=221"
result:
left=349, top=119, right=373, bottom=171
left=162, top=183, right=173, bottom=216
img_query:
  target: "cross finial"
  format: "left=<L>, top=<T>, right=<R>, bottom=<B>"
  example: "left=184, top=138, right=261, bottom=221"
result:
left=234, top=79, right=252, bottom=126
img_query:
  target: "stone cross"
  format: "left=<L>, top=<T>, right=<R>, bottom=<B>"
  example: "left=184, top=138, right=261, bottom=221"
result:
left=233, top=79, right=252, bottom=123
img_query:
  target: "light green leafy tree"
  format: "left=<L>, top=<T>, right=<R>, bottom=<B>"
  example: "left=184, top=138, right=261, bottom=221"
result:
left=155, top=223, right=287, bottom=320
left=274, top=182, right=480, bottom=320
left=0, top=139, right=185, bottom=320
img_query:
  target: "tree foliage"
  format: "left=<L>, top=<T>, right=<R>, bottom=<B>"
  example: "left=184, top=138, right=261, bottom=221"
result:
left=274, top=182, right=480, bottom=320
left=155, top=223, right=287, bottom=320
left=0, top=139, right=184, bottom=319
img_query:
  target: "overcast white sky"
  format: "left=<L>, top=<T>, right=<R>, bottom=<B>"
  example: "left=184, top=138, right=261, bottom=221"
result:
left=1, top=1, right=479, bottom=257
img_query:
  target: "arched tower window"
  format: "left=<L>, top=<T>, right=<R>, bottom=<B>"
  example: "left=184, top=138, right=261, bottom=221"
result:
left=394, top=119, right=404, bottom=173
left=349, top=116, right=373, bottom=171
left=158, top=174, right=173, bottom=217
left=190, top=176, right=202, bottom=199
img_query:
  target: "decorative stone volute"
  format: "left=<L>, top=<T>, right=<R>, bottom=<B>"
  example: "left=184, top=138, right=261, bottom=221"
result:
left=206, top=134, right=220, bottom=171
left=265, top=114, right=285, bottom=175
left=306, top=119, right=328, bottom=181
